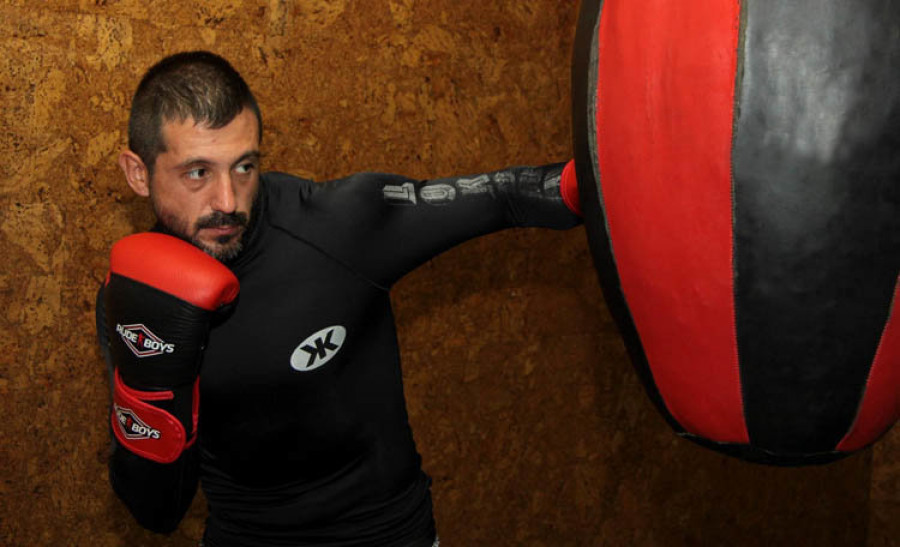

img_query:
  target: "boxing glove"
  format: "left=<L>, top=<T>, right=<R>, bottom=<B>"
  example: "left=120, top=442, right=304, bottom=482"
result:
left=103, top=232, right=239, bottom=464
left=560, top=159, right=581, bottom=216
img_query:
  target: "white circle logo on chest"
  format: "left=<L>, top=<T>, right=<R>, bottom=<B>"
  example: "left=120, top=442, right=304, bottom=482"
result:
left=290, top=326, right=347, bottom=372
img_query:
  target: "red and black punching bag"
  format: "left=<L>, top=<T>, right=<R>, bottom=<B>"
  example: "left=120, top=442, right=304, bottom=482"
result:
left=572, top=0, right=900, bottom=465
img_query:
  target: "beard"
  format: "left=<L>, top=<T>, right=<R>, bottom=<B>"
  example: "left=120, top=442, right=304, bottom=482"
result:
left=153, top=204, right=252, bottom=263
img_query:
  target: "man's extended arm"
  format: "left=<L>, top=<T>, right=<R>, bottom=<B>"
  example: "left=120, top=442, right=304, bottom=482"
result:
left=274, top=161, right=581, bottom=288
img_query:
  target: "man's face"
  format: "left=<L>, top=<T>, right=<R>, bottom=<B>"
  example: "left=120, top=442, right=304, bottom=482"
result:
left=148, top=109, right=260, bottom=261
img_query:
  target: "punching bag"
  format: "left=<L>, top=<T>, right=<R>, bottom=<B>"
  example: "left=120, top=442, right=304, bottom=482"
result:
left=572, top=0, right=900, bottom=465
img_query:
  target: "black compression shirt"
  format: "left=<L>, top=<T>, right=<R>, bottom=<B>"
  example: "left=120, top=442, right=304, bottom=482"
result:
left=99, top=165, right=580, bottom=546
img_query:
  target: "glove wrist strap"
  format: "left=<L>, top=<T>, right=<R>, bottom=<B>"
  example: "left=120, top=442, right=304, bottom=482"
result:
left=111, top=369, right=199, bottom=464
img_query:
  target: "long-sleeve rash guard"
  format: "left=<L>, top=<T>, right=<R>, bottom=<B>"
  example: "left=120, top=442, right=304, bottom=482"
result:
left=97, top=164, right=580, bottom=546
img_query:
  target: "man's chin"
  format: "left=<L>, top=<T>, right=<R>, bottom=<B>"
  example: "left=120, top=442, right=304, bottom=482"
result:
left=194, top=233, right=244, bottom=262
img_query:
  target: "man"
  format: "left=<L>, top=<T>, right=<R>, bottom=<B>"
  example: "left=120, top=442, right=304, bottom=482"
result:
left=97, top=50, right=580, bottom=546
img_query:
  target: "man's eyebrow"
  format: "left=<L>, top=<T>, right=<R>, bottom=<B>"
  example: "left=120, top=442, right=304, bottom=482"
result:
left=172, top=151, right=260, bottom=171
left=232, top=151, right=261, bottom=167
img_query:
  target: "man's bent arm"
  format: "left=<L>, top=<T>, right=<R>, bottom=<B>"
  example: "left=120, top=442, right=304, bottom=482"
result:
left=96, top=285, right=200, bottom=533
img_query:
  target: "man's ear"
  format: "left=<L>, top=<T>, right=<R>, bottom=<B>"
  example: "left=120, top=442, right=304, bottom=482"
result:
left=118, top=150, right=151, bottom=197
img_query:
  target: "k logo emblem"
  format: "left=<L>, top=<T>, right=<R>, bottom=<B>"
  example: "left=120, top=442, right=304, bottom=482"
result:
left=290, top=326, right=347, bottom=372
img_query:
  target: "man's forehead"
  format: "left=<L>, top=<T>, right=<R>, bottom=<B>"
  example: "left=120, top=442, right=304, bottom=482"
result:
left=159, top=110, right=260, bottom=159
left=160, top=114, right=207, bottom=135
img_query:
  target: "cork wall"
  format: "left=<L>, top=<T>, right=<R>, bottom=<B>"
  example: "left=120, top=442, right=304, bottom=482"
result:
left=1, top=1, right=897, bottom=545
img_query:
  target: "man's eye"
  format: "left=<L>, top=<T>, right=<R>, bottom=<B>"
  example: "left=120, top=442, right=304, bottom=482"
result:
left=186, top=168, right=207, bottom=180
left=235, top=163, right=255, bottom=175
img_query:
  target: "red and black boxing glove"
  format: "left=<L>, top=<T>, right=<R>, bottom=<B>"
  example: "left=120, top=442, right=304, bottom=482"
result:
left=103, top=232, right=239, bottom=464
left=560, top=159, right=581, bottom=217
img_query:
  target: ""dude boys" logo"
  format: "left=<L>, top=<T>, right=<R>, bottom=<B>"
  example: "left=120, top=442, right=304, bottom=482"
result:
left=115, top=323, right=175, bottom=358
left=114, top=404, right=162, bottom=440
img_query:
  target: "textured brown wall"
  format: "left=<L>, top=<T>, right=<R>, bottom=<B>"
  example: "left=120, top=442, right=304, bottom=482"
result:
left=1, top=1, right=897, bottom=546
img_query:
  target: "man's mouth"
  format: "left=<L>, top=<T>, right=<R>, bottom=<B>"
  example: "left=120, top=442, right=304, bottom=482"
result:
left=204, top=224, right=240, bottom=235
left=195, top=211, right=249, bottom=241
left=202, top=224, right=245, bottom=246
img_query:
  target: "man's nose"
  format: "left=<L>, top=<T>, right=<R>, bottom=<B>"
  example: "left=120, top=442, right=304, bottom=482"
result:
left=210, top=174, right=237, bottom=213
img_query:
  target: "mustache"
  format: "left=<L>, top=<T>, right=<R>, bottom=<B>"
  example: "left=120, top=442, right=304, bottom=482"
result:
left=195, top=211, right=250, bottom=230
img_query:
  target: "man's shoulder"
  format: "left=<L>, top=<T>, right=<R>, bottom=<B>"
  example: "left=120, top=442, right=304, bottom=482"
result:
left=263, top=170, right=412, bottom=188
left=262, top=170, right=415, bottom=210
left=261, top=171, right=315, bottom=193
left=259, top=171, right=320, bottom=213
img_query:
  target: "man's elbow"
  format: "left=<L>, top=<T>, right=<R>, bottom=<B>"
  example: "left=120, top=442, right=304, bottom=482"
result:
left=108, top=450, right=196, bottom=534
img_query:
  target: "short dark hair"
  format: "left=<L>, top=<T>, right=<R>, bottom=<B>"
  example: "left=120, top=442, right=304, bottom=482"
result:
left=127, top=51, right=262, bottom=173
